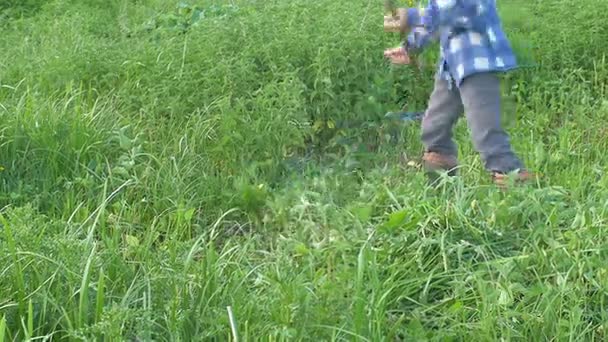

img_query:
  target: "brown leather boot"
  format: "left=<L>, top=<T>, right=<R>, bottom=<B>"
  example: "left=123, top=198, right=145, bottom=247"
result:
left=492, top=170, right=536, bottom=189
left=422, top=151, right=458, bottom=177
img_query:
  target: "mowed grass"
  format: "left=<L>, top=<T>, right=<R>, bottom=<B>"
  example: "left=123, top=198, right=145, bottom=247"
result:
left=1, top=0, right=608, bottom=340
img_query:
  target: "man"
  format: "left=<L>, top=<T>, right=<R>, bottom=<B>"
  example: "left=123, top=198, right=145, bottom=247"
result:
left=384, top=0, right=534, bottom=187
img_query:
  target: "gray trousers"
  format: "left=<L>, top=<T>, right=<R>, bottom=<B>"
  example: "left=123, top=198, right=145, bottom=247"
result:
left=421, top=72, right=524, bottom=173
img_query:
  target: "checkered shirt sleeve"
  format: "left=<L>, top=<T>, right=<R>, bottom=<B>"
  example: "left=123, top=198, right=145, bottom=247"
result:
left=401, top=0, right=518, bottom=86
left=403, top=0, right=492, bottom=53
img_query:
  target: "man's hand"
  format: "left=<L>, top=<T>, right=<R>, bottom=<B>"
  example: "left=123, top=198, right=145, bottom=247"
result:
left=383, top=8, right=407, bottom=33
left=384, top=46, right=410, bottom=65
left=384, top=16, right=401, bottom=32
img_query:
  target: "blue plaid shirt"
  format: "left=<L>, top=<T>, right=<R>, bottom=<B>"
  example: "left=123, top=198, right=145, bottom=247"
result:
left=403, top=0, right=518, bottom=88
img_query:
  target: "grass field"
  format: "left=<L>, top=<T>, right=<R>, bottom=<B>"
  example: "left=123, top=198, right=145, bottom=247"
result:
left=1, top=0, right=608, bottom=340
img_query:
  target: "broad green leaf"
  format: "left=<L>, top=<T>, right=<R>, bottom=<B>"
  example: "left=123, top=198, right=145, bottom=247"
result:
left=351, top=205, right=373, bottom=223
left=380, top=210, right=408, bottom=232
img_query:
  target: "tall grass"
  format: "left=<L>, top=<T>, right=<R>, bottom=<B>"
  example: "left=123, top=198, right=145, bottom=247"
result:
left=1, top=0, right=608, bottom=340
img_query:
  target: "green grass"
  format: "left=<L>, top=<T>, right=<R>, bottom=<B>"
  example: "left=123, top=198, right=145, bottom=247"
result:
left=1, top=0, right=608, bottom=340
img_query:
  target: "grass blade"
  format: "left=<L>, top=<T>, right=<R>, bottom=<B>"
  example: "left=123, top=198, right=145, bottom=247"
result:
left=28, top=299, right=33, bottom=338
left=0, top=315, right=6, bottom=342
left=95, top=267, right=105, bottom=325
left=0, top=214, right=26, bottom=316
left=227, top=306, right=239, bottom=342
left=78, top=243, right=97, bottom=329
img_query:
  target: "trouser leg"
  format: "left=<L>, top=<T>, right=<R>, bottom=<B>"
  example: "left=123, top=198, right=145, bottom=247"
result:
left=459, top=72, right=525, bottom=173
left=420, top=76, right=464, bottom=157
